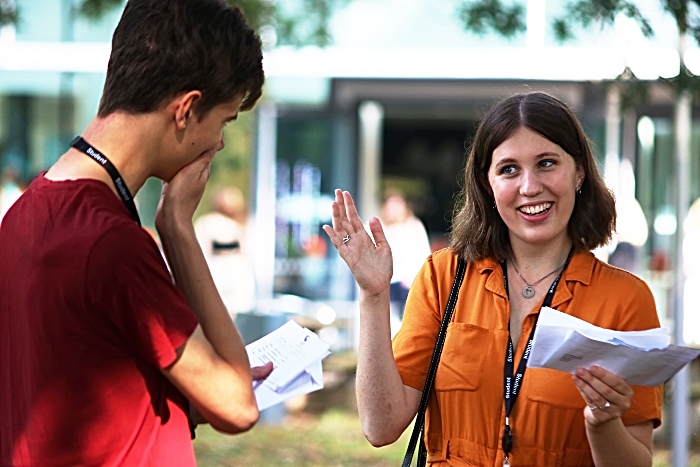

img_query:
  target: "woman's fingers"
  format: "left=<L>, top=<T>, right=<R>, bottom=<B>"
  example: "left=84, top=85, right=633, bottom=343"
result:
left=329, top=189, right=371, bottom=240
left=323, top=189, right=394, bottom=296
left=342, top=191, right=366, bottom=233
left=368, top=217, right=387, bottom=247
left=330, top=189, right=361, bottom=237
left=584, top=366, right=633, bottom=403
left=325, top=191, right=358, bottom=250
left=573, top=367, right=613, bottom=403
left=572, top=366, right=633, bottom=424
left=330, top=189, right=345, bottom=232
left=322, top=224, right=340, bottom=247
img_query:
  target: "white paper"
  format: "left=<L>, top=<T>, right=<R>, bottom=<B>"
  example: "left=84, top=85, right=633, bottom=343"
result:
left=528, top=307, right=700, bottom=386
left=246, top=320, right=331, bottom=411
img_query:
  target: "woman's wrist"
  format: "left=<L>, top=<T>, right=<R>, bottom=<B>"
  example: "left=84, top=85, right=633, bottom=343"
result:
left=585, top=415, right=621, bottom=433
left=359, top=287, right=391, bottom=304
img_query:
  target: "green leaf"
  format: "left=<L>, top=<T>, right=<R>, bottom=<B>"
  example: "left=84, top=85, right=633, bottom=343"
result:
left=77, top=0, right=124, bottom=20
left=232, top=0, right=276, bottom=32
left=72, top=0, right=343, bottom=48
left=0, top=3, right=18, bottom=26
left=457, top=0, right=526, bottom=38
left=553, top=0, right=655, bottom=43
left=553, top=18, right=573, bottom=42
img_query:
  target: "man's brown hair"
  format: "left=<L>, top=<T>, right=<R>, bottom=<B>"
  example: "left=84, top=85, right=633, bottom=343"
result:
left=98, top=0, right=264, bottom=118
left=451, top=91, right=616, bottom=262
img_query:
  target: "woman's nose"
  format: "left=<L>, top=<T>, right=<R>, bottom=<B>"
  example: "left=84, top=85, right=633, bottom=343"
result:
left=520, top=170, right=543, bottom=196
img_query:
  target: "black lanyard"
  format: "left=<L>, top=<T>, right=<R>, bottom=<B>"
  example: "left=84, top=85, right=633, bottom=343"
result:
left=70, top=136, right=141, bottom=226
left=499, top=248, right=574, bottom=463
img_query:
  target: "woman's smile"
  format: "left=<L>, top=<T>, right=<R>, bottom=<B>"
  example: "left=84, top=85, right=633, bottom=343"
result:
left=518, top=202, right=553, bottom=217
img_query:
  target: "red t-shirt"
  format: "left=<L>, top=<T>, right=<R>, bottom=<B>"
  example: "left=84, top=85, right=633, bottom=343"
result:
left=0, top=174, right=199, bottom=466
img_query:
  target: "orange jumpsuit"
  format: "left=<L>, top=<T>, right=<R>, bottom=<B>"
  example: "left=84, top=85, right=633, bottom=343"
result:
left=393, top=249, right=662, bottom=467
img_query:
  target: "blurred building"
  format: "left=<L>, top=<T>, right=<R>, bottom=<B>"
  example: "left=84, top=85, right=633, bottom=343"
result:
left=2, top=0, right=700, bottom=349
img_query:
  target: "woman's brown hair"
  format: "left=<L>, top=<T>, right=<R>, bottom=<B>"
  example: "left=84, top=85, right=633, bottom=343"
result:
left=450, top=91, right=616, bottom=262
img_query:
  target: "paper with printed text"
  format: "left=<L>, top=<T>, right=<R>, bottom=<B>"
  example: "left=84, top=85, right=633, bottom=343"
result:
left=527, top=307, right=700, bottom=386
left=246, top=320, right=330, bottom=410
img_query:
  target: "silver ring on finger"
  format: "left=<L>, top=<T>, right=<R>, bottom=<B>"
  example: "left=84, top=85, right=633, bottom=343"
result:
left=588, top=405, right=599, bottom=411
left=342, top=235, right=350, bottom=244
left=602, top=400, right=611, bottom=409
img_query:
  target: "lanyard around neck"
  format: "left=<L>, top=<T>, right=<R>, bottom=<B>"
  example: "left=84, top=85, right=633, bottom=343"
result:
left=499, top=247, right=574, bottom=463
left=70, top=136, right=141, bottom=226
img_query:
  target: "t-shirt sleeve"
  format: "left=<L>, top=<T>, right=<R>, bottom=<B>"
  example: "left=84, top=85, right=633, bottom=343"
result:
left=86, top=224, right=199, bottom=369
left=392, top=252, right=444, bottom=391
left=614, top=274, right=664, bottom=428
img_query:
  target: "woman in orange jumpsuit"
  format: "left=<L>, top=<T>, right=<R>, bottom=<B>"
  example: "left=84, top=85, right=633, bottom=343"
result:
left=324, top=92, right=661, bottom=467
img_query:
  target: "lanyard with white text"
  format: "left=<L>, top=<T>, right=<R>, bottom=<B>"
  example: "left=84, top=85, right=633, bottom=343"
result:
left=70, top=136, right=141, bottom=226
left=499, top=247, right=574, bottom=466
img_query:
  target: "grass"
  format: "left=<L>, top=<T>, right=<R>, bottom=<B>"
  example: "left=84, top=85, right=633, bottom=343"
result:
left=651, top=450, right=700, bottom=467
left=192, top=358, right=700, bottom=467
left=193, top=410, right=411, bottom=466
left=193, top=409, right=700, bottom=466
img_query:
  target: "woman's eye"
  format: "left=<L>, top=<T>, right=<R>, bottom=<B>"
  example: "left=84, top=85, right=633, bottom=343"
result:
left=539, top=160, right=555, bottom=168
left=501, top=166, right=517, bottom=175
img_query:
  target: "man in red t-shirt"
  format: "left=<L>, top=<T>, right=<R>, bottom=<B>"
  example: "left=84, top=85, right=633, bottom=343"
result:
left=0, top=1, right=272, bottom=465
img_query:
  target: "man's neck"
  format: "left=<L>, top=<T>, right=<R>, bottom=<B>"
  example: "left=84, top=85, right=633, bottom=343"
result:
left=46, top=113, right=163, bottom=198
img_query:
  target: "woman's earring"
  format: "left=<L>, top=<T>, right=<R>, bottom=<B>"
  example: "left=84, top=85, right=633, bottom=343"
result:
left=576, top=187, right=582, bottom=196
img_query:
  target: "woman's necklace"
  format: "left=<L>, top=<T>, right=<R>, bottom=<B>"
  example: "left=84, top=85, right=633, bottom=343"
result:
left=510, top=259, right=564, bottom=299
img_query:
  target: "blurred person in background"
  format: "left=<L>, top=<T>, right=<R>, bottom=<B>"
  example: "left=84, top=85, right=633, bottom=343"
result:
left=195, top=186, right=256, bottom=318
left=324, top=92, right=661, bottom=467
left=0, top=1, right=273, bottom=465
left=378, top=189, right=431, bottom=326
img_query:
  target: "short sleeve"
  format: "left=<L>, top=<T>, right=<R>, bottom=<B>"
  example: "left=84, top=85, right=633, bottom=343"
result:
left=392, top=253, right=443, bottom=391
left=614, top=274, right=664, bottom=428
left=86, top=224, right=198, bottom=369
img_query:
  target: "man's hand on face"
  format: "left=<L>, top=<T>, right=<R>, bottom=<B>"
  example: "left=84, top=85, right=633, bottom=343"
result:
left=155, top=152, right=215, bottom=233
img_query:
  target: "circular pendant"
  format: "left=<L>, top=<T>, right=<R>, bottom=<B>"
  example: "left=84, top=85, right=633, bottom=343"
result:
left=522, top=286, right=535, bottom=299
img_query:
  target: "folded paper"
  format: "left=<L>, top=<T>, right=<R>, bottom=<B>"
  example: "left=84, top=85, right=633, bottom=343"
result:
left=528, top=307, right=700, bottom=386
left=246, top=320, right=331, bottom=411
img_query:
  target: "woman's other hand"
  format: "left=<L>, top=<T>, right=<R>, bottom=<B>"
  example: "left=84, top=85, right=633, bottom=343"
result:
left=322, top=189, right=393, bottom=297
left=572, top=366, right=633, bottom=426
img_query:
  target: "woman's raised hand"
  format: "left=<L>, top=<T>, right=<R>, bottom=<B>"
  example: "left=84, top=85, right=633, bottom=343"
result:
left=322, top=189, right=393, bottom=297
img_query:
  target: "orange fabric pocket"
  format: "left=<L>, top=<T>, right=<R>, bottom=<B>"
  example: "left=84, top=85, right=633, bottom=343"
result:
left=434, top=323, right=493, bottom=391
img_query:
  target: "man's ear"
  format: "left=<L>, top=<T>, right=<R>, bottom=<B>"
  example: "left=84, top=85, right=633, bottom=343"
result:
left=172, top=91, right=203, bottom=130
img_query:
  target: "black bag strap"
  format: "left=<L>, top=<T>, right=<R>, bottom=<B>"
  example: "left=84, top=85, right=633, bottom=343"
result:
left=402, top=257, right=467, bottom=467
